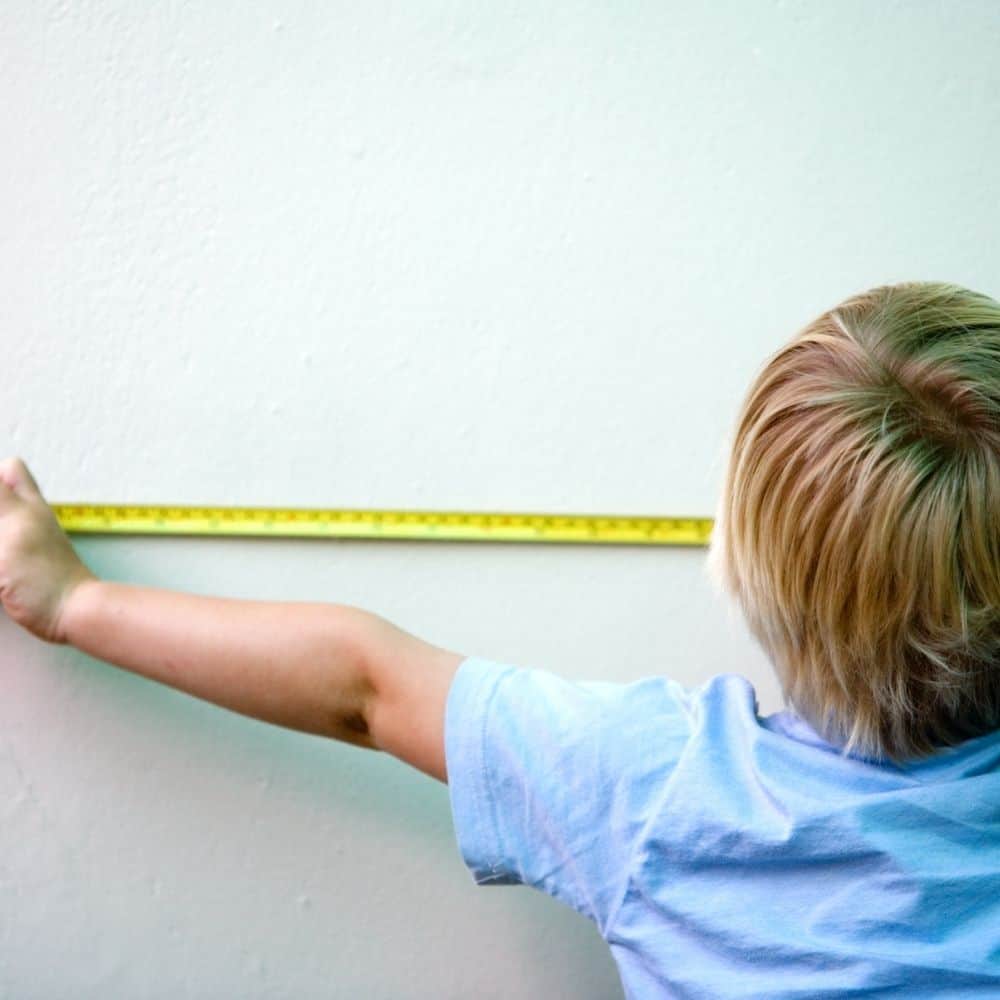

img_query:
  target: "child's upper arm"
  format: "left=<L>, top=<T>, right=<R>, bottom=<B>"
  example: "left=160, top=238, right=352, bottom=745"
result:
left=348, top=606, right=465, bottom=784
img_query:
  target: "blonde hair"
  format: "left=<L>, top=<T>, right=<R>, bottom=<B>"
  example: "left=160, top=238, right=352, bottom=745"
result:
left=706, top=281, right=1000, bottom=763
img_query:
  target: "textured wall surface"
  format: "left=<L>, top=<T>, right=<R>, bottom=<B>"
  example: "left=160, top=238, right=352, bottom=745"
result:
left=2, top=2, right=998, bottom=997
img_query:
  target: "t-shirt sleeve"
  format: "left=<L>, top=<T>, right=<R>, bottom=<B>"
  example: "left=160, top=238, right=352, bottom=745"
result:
left=444, top=654, right=693, bottom=935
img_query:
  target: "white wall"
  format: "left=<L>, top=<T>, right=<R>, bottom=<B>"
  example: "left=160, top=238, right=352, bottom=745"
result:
left=2, top=2, right=997, bottom=996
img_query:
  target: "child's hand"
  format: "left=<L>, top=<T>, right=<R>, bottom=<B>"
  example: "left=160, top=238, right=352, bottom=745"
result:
left=0, top=456, right=98, bottom=645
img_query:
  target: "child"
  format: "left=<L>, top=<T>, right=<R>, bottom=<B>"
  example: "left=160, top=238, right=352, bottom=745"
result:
left=1, top=279, right=998, bottom=998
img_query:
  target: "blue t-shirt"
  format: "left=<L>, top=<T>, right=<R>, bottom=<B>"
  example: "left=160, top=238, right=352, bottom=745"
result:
left=444, top=656, right=1000, bottom=999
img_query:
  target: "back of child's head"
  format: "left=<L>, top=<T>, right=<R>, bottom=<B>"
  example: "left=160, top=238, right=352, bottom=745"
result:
left=706, top=281, right=1000, bottom=764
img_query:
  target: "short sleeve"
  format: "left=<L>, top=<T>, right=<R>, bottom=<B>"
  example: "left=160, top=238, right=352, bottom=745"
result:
left=444, top=655, right=693, bottom=935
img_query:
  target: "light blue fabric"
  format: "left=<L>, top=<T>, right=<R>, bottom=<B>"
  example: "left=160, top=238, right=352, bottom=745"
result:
left=444, top=655, right=1000, bottom=999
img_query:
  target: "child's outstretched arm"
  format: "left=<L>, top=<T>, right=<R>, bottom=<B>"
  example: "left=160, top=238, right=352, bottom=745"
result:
left=0, top=456, right=465, bottom=784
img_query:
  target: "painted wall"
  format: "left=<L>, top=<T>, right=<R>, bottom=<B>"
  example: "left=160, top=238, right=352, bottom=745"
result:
left=2, top=2, right=997, bottom=996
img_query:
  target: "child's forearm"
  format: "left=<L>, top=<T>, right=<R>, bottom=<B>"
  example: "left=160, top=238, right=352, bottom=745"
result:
left=61, top=579, right=376, bottom=747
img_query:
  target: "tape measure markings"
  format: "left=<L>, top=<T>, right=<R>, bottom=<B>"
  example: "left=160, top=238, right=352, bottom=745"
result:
left=51, top=504, right=714, bottom=547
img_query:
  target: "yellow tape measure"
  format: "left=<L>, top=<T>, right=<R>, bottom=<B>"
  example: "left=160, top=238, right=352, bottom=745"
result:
left=51, top=504, right=714, bottom=547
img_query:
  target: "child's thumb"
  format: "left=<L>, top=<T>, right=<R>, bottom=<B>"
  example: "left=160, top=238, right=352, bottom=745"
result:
left=0, top=456, right=43, bottom=504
